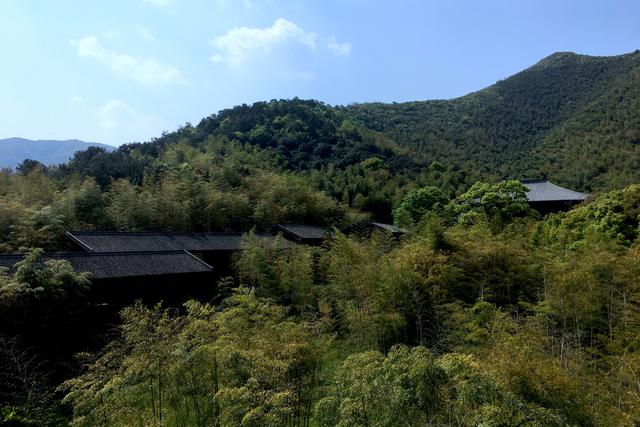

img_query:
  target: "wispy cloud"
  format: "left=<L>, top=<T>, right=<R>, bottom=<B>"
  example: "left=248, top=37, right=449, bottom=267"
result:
left=210, top=18, right=317, bottom=64
left=102, top=29, right=120, bottom=39
left=70, top=35, right=187, bottom=87
left=327, top=36, right=352, bottom=56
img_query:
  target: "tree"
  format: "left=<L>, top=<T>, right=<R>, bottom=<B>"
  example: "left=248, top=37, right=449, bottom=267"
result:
left=63, top=291, right=331, bottom=427
left=315, top=345, right=446, bottom=427
left=9, top=206, right=65, bottom=251
left=393, top=186, right=448, bottom=227
left=452, top=180, right=532, bottom=228
left=15, top=159, right=46, bottom=176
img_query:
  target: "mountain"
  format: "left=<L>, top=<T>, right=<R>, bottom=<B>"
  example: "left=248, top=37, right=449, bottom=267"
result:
left=343, top=50, right=640, bottom=192
left=0, top=138, right=115, bottom=169
left=45, top=50, right=640, bottom=221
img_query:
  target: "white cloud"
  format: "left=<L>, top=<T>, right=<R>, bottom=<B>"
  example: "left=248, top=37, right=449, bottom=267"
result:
left=327, top=36, right=351, bottom=56
left=70, top=35, right=187, bottom=87
left=65, top=97, right=164, bottom=145
left=210, top=18, right=317, bottom=64
left=143, top=0, right=172, bottom=7
left=138, top=27, right=155, bottom=41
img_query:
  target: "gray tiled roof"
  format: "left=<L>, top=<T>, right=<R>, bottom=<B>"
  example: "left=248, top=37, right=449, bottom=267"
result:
left=66, top=231, right=276, bottom=253
left=0, top=251, right=213, bottom=279
left=370, top=222, right=408, bottom=234
left=522, top=180, right=588, bottom=203
left=342, top=220, right=407, bottom=237
left=273, top=224, right=330, bottom=240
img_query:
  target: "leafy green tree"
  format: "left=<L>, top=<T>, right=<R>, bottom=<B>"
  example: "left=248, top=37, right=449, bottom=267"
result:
left=453, top=180, right=532, bottom=228
left=393, top=186, right=448, bottom=227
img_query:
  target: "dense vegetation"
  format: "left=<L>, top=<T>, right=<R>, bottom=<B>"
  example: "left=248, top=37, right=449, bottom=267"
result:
left=345, top=50, right=640, bottom=191
left=1, top=50, right=640, bottom=425
left=3, top=167, right=640, bottom=425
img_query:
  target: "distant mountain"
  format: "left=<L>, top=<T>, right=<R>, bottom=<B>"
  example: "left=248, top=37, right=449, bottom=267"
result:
left=0, top=138, right=115, bottom=169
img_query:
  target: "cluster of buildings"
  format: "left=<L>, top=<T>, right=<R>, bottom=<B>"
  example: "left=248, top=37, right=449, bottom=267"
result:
left=0, top=180, right=587, bottom=304
left=0, top=222, right=405, bottom=304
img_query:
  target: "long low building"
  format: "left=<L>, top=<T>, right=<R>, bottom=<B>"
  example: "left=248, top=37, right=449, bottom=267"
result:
left=65, top=231, right=286, bottom=276
left=0, top=250, right=213, bottom=279
left=0, top=250, right=215, bottom=304
left=65, top=231, right=261, bottom=253
left=1, top=222, right=404, bottom=302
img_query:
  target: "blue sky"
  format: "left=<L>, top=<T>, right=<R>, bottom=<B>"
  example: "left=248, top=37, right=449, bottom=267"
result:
left=1, top=0, right=639, bottom=146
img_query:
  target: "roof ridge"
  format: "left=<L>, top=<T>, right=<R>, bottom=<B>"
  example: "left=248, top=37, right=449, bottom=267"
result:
left=520, top=178, right=547, bottom=183
left=0, top=250, right=196, bottom=258
left=67, top=230, right=248, bottom=236
left=181, top=250, right=214, bottom=271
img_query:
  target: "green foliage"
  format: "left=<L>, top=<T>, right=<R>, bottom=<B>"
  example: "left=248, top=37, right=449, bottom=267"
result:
left=63, top=291, right=331, bottom=427
left=533, top=184, right=640, bottom=247
left=0, top=249, right=90, bottom=324
left=0, top=250, right=91, bottom=425
left=315, top=345, right=446, bottom=427
left=393, top=185, right=448, bottom=227
left=0, top=183, right=634, bottom=426
left=346, top=50, right=640, bottom=192
left=452, top=180, right=533, bottom=228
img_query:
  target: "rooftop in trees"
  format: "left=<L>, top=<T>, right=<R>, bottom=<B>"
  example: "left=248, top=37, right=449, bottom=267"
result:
left=0, top=250, right=213, bottom=279
left=521, top=179, right=589, bottom=203
left=341, top=220, right=407, bottom=238
left=272, top=224, right=332, bottom=245
left=65, top=231, right=276, bottom=253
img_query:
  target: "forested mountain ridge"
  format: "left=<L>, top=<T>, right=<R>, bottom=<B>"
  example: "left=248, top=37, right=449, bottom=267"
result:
left=344, top=50, right=640, bottom=190
left=4, top=50, right=638, bottom=231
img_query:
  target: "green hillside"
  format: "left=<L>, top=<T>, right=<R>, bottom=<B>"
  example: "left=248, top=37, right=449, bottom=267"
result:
left=344, top=50, right=640, bottom=190
left=37, top=50, right=639, bottom=224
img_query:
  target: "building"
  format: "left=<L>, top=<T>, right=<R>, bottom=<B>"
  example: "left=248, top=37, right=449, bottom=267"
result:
left=522, top=179, right=589, bottom=214
left=0, top=222, right=384, bottom=305
left=0, top=250, right=215, bottom=305
left=65, top=231, right=279, bottom=276
left=341, top=220, right=407, bottom=239
left=272, top=224, right=331, bottom=246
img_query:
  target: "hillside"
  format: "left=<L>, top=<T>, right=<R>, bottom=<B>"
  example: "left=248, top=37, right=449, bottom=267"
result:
left=0, top=138, right=114, bottom=169
left=12, top=50, right=639, bottom=223
left=129, top=50, right=640, bottom=195
left=344, top=50, right=640, bottom=191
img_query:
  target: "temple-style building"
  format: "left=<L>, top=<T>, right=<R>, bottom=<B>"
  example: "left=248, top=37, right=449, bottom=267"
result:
left=521, top=179, right=589, bottom=214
